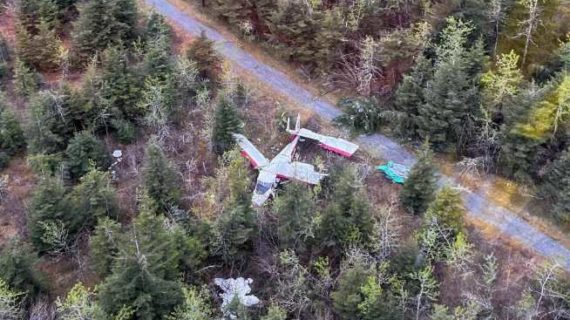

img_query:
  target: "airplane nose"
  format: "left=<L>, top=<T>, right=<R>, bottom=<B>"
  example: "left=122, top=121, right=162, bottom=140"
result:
left=252, top=192, right=270, bottom=206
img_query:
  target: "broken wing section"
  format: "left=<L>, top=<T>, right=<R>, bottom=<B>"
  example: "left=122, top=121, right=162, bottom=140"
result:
left=295, top=128, right=359, bottom=158
left=233, top=134, right=269, bottom=169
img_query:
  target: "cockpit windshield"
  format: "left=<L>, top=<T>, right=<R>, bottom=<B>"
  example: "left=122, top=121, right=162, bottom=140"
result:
left=255, top=181, right=272, bottom=194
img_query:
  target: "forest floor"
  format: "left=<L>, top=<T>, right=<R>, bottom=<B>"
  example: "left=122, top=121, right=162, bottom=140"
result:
left=143, top=0, right=570, bottom=270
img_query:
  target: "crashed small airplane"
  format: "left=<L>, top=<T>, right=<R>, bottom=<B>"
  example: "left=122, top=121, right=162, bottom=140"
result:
left=233, top=115, right=359, bottom=206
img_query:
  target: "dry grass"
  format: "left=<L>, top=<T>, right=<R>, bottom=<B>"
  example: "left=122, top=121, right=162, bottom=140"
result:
left=0, top=157, right=36, bottom=247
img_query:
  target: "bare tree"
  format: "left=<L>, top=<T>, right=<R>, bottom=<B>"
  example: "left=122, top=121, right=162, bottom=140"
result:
left=357, top=36, right=380, bottom=96
left=374, top=200, right=401, bottom=260
left=410, top=265, right=439, bottom=320
left=516, top=0, right=542, bottom=65
left=488, top=0, right=506, bottom=56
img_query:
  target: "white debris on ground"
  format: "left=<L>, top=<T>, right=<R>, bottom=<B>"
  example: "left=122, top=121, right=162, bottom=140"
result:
left=109, top=150, right=123, bottom=181
left=214, top=277, right=260, bottom=315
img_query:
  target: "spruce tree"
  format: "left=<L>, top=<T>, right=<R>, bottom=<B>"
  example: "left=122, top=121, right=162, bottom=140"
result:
left=27, top=177, right=71, bottom=252
left=400, top=143, right=437, bottom=215
left=145, top=12, right=172, bottom=41
left=213, top=151, right=256, bottom=265
left=26, top=90, right=75, bottom=155
left=65, top=131, right=110, bottom=181
left=98, top=210, right=184, bottom=319
left=89, top=217, right=121, bottom=277
left=67, top=168, right=118, bottom=229
left=320, top=166, right=373, bottom=251
left=16, top=20, right=61, bottom=71
left=100, top=45, right=142, bottom=121
left=214, top=204, right=256, bottom=266
left=143, top=140, right=181, bottom=209
left=541, top=148, right=570, bottom=223
left=186, top=33, right=221, bottom=84
left=72, top=0, right=138, bottom=62
left=393, top=55, right=431, bottom=138
left=331, top=263, right=373, bottom=320
left=273, top=182, right=316, bottom=253
left=12, top=59, right=39, bottom=98
left=0, top=105, right=26, bottom=156
left=212, top=96, right=242, bottom=155
left=425, top=186, right=465, bottom=234
left=0, top=238, right=46, bottom=298
left=415, top=18, right=482, bottom=153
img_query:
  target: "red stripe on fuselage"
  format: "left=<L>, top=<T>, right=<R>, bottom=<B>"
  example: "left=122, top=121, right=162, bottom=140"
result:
left=319, top=143, right=354, bottom=157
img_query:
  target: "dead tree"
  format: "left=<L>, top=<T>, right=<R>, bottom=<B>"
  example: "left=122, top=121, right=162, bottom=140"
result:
left=517, top=0, right=542, bottom=65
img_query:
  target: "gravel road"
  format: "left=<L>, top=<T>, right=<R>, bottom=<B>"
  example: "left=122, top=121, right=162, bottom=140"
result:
left=145, top=0, right=570, bottom=270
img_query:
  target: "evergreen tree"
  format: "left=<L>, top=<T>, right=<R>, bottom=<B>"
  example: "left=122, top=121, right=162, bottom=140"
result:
left=320, top=166, right=373, bottom=250
left=27, top=177, right=72, bottom=252
left=425, top=186, right=465, bottom=234
left=67, top=168, right=118, bottom=229
left=418, top=186, right=466, bottom=262
left=273, top=183, right=316, bottom=253
left=72, top=0, right=138, bottom=62
left=16, top=20, right=61, bottom=71
left=0, top=35, right=10, bottom=80
left=0, top=239, right=46, bottom=297
left=98, top=210, right=184, bottom=319
left=12, top=59, right=39, bottom=98
left=89, top=217, right=121, bottom=277
left=331, top=263, right=373, bottom=320
left=26, top=90, right=75, bottom=155
left=145, top=12, right=172, bottom=42
left=400, top=143, right=437, bottom=215
left=100, top=45, right=142, bottom=121
left=0, top=104, right=26, bottom=164
left=186, top=33, right=221, bottom=85
left=540, top=148, right=570, bottom=223
left=110, top=0, right=138, bottom=42
left=143, top=140, right=181, bottom=209
left=214, top=204, right=256, bottom=266
left=213, top=151, right=256, bottom=265
left=142, top=35, right=173, bottom=81
left=415, top=18, right=482, bottom=153
left=393, top=56, right=432, bottom=138
left=212, top=96, right=242, bottom=155
left=65, top=131, right=110, bottom=181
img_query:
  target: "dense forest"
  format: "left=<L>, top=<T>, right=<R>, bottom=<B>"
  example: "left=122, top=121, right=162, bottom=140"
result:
left=0, top=0, right=569, bottom=319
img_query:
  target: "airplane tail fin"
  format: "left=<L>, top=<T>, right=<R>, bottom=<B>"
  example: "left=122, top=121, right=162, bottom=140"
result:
left=286, top=114, right=301, bottom=134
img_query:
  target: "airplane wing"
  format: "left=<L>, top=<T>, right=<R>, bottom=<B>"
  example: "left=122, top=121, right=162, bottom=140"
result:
left=232, top=134, right=269, bottom=169
left=274, top=135, right=300, bottom=162
left=271, top=161, right=326, bottom=185
left=295, top=128, right=359, bottom=158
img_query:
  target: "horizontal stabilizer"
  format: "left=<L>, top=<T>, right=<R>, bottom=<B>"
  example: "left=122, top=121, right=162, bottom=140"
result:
left=295, top=128, right=359, bottom=157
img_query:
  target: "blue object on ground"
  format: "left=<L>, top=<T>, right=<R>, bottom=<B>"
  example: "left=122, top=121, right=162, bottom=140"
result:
left=377, top=161, right=410, bottom=184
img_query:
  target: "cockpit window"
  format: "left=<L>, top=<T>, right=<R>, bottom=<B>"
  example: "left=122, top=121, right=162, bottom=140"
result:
left=255, top=182, right=272, bottom=194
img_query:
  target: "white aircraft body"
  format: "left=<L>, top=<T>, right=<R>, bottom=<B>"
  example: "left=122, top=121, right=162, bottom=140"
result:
left=233, top=115, right=359, bottom=206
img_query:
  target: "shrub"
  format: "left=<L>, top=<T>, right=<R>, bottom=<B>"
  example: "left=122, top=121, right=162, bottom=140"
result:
left=65, top=131, right=110, bottom=180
